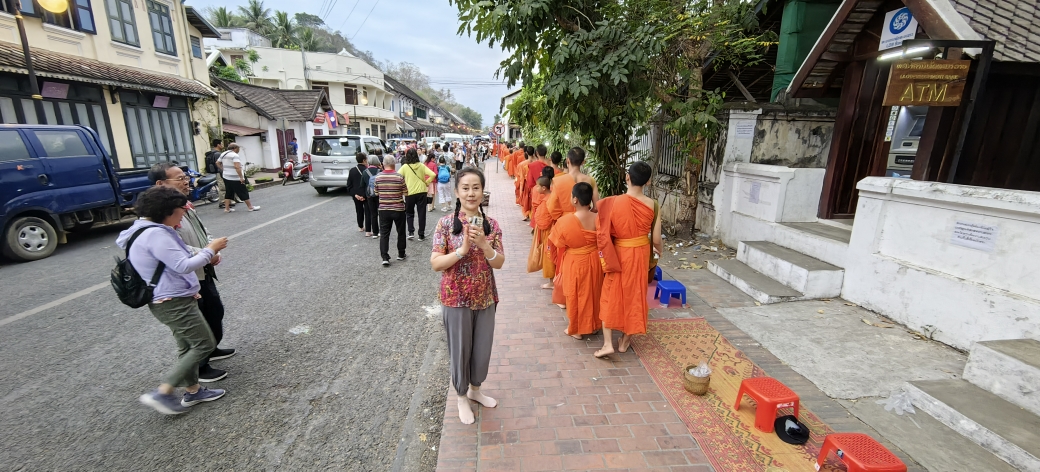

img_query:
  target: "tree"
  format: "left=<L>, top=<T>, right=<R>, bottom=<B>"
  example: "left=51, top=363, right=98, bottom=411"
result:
left=237, top=0, right=273, bottom=36
left=297, top=27, right=321, bottom=52
left=451, top=0, right=774, bottom=196
left=206, top=7, right=240, bottom=28
left=294, top=12, right=324, bottom=28
left=457, top=106, right=483, bottom=129
left=269, top=11, right=299, bottom=49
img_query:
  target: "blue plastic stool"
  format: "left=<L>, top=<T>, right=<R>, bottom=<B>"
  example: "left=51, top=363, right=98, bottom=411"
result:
left=654, top=280, right=687, bottom=307
left=654, top=266, right=663, bottom=281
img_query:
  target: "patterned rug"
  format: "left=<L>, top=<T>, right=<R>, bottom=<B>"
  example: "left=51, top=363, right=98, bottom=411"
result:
left=632, top=318, right=842, bottom=472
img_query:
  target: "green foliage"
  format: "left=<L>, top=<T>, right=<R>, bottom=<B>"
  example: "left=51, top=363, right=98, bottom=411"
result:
left=212, top=65, right=246, bottom=83
left=293, top=12, right=324, bottom=28
left=451, top=0, right=776, bottom=196
left=237, top=0, right=274, bottom=35
left=297, top=28, right=321, bottom=51
left=207, top=7, right=240, bottom=27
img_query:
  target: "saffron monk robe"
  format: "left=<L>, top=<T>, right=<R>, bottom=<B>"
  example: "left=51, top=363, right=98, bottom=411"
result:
left=546, top=147, right=598, bottom=306
left=594, top=161, right=662, bottom=358
left=527, top=171, right=555, bottom=289
left=525, top=144, right=550, bottom=217
left=549, top=182, right=603, bottom=340
left=515, top=149, right=532, bottom=216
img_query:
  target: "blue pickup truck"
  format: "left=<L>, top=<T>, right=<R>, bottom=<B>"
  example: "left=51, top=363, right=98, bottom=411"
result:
left=0, top=124, right=152, bottom=262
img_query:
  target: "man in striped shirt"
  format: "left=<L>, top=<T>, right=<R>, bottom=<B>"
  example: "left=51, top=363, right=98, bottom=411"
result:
left=375, top=154, right=408, bottom=266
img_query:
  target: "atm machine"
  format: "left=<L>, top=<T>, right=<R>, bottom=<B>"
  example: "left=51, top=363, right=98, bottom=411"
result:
left=886, top=106, right=928, bottom=178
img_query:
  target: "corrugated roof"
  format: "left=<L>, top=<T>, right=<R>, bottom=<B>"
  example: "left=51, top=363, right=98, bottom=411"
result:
left=0, top=41, right=215, bottom=97
left=212, top=77, right=330, bottom=121
left=222, top=123, right=265, bottom=136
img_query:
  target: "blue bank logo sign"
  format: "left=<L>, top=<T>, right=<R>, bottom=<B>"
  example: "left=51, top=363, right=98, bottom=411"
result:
left=879, top=8, right=918, bottom=51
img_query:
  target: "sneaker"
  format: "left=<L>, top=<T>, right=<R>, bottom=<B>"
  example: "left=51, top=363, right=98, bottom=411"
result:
left=407, top=234, right=415, bottom=240
left=181, top=387, right=226, bottom=407
left=397, top=254, right=407, bottom=261
left=199, top=365, right=228, bottom=383
left=139, top=390, right=187, bottom=415
left=382, top=260, right=390, bottom=267
left=418, top=236, right=426, bottom=242
left=209, top=348, right=236, bottom=361
left=248, top=206, right=261, bottom=212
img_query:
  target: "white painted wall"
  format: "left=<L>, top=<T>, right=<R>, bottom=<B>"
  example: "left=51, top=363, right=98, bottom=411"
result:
left=716, top=162, right=825, bottom=245
left=842, top=178, right=1040, bottom=350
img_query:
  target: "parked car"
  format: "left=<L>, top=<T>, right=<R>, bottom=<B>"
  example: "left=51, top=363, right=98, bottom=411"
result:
left=0, top=124, right=152, bottom=261
left=309, top=134, right=391, bottom=195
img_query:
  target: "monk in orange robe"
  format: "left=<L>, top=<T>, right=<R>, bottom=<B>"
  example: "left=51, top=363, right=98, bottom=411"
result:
left=594, top=161, right=662, bottom=358
left=549, top=182, right=603, bottom=339
left=526, top=174, right=553, bottom=274
left=546, top=147, right=599, bottom=306
left=515, top=149, right=533, bottom=217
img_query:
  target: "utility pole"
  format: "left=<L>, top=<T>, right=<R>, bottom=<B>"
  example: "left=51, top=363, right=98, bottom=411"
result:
left=6, top=0, right=46, bottom=121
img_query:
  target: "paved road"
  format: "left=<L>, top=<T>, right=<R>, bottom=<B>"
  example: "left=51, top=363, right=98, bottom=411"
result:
left=0, top=182, right=449, bottom=471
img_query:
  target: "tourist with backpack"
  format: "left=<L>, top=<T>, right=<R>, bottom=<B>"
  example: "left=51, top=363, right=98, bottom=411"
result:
left=115, top=186, right=229, bottom=415
left=362, top=153, right=382, bottom=238
left=437, top=157, right=453, bottom=211
left=399, top=148, right=437, bottom=241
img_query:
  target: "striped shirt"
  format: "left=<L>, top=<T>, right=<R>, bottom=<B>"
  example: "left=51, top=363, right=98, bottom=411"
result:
left=374, top=170, right=407, bottom=211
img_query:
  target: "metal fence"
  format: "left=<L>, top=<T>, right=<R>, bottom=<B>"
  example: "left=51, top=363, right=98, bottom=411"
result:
left=629, top=124, right=686, bottom=177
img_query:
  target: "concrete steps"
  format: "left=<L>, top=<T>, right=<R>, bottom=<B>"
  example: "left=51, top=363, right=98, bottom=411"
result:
left=963, top=339, right=1040, bottom=417
left=738, top=241, right=843, bottom=299
left=906, top=379, right=1040, bottom=471
left=707, top=240, right=844, bottom=304
left=707, top=259, right=803, bottom=304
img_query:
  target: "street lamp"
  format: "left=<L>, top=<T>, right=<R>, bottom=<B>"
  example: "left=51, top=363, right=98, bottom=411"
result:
left=5, top=0, right=68, bottom=120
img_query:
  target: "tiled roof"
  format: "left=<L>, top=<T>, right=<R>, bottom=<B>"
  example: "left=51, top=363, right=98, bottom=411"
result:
left=951, top=0, right=1040, bottom=62
left=212, top=77, right=329, bottom=121
left=384, top=75, right=435, bottom=109
left=0, top=41, right=215, bottom=97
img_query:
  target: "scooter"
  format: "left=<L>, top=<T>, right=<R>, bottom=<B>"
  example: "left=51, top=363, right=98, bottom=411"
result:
left=183, top=167, right=220, bottom=203
left=282, top=153, right=312, bottom=185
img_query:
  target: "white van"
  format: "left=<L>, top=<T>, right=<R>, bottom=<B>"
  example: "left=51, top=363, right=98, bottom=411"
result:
left=442, top=133, right=464, bottom=143
left=422, top=136, right=443, bottom=148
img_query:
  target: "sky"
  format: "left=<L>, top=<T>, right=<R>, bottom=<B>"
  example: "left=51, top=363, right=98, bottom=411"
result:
left=185, top=0, right=514, bottom=128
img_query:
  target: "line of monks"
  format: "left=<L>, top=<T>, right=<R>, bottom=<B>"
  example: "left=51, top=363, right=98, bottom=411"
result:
left=494, top=141, right=664, bottom=357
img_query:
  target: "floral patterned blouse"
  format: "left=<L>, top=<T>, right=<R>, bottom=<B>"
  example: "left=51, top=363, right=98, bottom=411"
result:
left=432, top=213, right=504, bottom=310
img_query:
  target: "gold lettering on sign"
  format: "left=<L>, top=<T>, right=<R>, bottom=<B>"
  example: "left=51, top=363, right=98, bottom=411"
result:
left=883, top=60, right=971, bottom=107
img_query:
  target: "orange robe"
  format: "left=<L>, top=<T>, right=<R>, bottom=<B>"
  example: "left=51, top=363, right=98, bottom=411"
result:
left=597, top=195, right=655, bottom=335
left=527, top=198, right=552, bottom=273
left=546, top=174, right=576, bottom=224
left=549, top=214, right=603, bottom=336
left=515, top=160, right=530, bottom=210
left=505, top=149, right=516, bottom=177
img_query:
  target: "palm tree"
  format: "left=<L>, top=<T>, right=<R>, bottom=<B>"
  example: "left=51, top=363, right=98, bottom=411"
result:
left=297, top=27, right=322, bottom=51
left=207, top=7, right=240, bottom=28
left=236, top=0, right=272, bottom=35
left=269, top=11, right=298, bottom=49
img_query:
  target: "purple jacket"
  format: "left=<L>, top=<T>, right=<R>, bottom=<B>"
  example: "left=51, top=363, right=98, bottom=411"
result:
left=116, top=219, right=214, bottom=301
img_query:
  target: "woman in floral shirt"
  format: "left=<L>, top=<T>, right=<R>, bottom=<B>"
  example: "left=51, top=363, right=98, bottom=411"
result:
left=430, top=167, right=505, bottom=424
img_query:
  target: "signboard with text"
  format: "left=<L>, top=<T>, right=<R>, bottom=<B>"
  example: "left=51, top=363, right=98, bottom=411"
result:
left=883, top=60, right=970, bottom=106
left=879, top=8, right=918, bottom=51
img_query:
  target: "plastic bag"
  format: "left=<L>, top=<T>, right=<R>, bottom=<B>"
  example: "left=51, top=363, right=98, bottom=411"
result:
left=687, top=362, right=712, bottom=378
left=876, top=391, right=916, bottom=416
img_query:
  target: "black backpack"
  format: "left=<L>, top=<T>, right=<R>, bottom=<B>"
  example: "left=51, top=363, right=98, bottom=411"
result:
left=204, top=150, right=220, bottom=174
left=111, top=228, right=165, bottom=308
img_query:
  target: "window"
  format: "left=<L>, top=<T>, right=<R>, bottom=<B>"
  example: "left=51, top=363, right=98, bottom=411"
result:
left=343, top=85, right=357, bottom=105
left=146, top=0, right=176, bottom=55
left=0, top=131, right=31, bottom=162
left=415, top=107, right=427, bottom=119
left=107, top=0, right=138, bottom=46
left=121, top=93, right=195, bottom=168
left=33, top=130, right=90, bottom=157
left=72, top=0, right=96, bottom=33
left=311, top=81, right=329, bottom=96
left=390, top=100, right=394, bottom=112
left=190, top=36, right=202, bottom=58
left=311, top=137, right=359, bottom=157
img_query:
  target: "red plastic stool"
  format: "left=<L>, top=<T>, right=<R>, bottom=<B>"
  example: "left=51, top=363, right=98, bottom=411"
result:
left=733, top=377, right=800, bottom=433
left=815, top=433, right=906, bottom=472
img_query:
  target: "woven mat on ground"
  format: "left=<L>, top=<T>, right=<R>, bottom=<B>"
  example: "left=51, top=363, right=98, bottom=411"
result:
left=632, top=318, right=843, bottom=472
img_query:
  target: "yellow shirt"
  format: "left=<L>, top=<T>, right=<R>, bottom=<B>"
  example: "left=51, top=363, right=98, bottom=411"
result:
left=398, top=163, right=437, bottom=195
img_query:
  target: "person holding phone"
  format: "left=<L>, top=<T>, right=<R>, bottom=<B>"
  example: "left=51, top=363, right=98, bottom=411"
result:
left=430, top=167, right=505, bottom=425
left=116, top=186, right=230, bottom=415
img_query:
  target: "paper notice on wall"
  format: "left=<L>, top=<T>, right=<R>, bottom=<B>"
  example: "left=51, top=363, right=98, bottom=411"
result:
left=735, top=121, right=756, bottom=139
left=749, top=181, right=761, bottom=204
left=950, top=221, right=998, bottom=252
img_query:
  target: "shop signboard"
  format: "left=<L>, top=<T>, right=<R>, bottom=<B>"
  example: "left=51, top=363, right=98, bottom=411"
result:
left=879, top=7, right=918, bottom=51
left=883, top=59, right=971, bottom=106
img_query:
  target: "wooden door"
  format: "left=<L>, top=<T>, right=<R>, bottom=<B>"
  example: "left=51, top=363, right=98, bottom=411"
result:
left=818, top=59, right=893, bottom=219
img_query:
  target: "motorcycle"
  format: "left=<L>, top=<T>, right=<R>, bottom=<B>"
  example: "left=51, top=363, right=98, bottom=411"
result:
left=282, top=153, right=312, bottom=185
left=183, top=167, right=220, bottom=203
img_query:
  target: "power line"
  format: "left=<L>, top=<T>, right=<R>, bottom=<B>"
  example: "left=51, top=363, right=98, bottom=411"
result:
left=320, top=0, right=340, bottom=24
left=335, top=0, right=362, bottom=32
left=349, top=0, right=382, bottom=40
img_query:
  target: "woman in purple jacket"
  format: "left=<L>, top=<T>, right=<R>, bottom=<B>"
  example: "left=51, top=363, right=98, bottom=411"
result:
left=116, top=186, right=228, bottom=415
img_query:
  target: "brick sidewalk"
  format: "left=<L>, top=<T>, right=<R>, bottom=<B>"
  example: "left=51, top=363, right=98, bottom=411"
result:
left=435, top=162, right=712, bottom=472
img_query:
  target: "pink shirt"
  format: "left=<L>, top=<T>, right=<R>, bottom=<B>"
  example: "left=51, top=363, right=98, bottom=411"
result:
left=432, top=214, right=504, bottom=310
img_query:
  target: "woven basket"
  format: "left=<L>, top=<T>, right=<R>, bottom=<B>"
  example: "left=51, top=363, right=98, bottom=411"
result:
left=683, top=364, right=711, bottom=395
